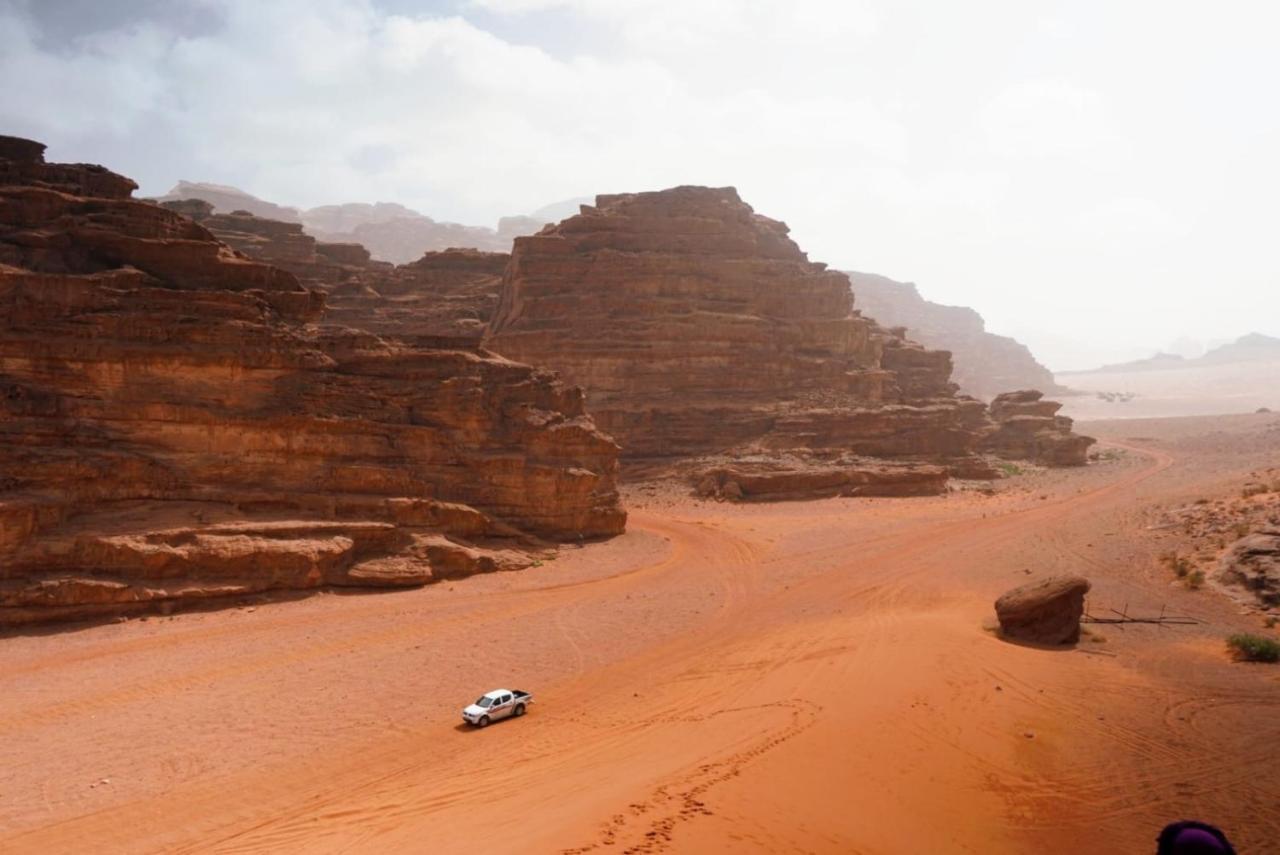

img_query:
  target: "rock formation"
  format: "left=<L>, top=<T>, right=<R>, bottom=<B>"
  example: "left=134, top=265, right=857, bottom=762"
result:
left=1, top=136, right=623, bottom=626
left=979, top=390, right=1095, bottom=466
left=995, top=575, right=1091, bottom=644
left=846, top=271, right=1065, bottom=400
left=487, top=186, right=1078, bottom=494
left=1219, top=529, right=1280, bottom=608
left=168, top=203, right=506, bottom=347
left=155, top=182, right=548, bottom=264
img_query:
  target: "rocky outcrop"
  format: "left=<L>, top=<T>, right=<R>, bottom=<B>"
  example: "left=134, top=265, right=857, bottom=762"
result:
left=1, top=136, right=624, bottom=626
left=488, top=187, right=991, bottom=479
left=312, top=215, right=512, bottom=264
left=1219, top=529, right=1280, bottom=607
left=847, top=271, right=1065, bottom=400
left=995, top=575, right=1091, bottom=644
left=693, top=456, right=948, bottom=501
left=171, top=204, right=506, bottom=347
left=980, top=390, right=1095, bottom=466
left=155, top=182, right=549, bottom=264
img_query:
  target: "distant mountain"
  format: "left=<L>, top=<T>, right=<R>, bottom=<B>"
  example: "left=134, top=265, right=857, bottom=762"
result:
left=1200, top=332, right=1280, bottom=364
left=300, top=201, right=422, bottom=235
left=152, top=181, right=557, bottom=264
left=846, top=271, right=1066, bottom=401
left=154, top=181, right=302, bottom=222
left=1061, top=333, right=1280, bottom=374
left=530, top=196, right=592, bottom=223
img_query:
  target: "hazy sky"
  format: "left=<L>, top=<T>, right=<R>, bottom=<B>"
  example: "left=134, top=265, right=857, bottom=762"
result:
left=3, top=0, right=1277, bottom=370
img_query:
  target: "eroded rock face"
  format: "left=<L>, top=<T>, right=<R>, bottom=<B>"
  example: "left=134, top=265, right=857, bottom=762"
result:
left=1219, top=529, right=1280, bottom=607
left=995, top=575, right=1091, bottom=644
left=980, top=390, right=1096, bottom=466
left=171, top=204, right=506, bottom=347
left=487, top=187, right=989, bottom=477
left=1, top=136, right=624, bottom=625
left=847, top=272, right=1066, bottom=401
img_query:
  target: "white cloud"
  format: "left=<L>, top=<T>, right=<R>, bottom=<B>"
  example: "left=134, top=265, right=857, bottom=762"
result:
left=2, top=0, right=1279, bottom=370
left=980, top=79, right=1122, bottom=159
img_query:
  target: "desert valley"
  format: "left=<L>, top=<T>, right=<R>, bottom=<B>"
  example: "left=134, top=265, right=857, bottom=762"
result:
left=3, top=4, right=1280, bottom=854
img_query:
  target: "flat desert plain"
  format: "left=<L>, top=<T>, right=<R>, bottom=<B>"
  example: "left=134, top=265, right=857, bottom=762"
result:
left=3, top=414, right=1279, bottom=854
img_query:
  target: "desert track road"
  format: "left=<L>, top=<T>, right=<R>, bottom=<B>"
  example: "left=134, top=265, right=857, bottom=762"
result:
left=4, top=440, right=1278, bottom=854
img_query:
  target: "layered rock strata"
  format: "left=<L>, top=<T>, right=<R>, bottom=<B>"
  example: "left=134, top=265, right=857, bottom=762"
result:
left=847, top=271, right=1066, bottom=400
left=979, top=390, right=1095, bottom=466
left=1, top=136, right=623, bottom=625
left=1219, top=529, right=1280, bottom=608
left=164, top=203, right=506, bottom=347
left=487, top=186, right=1000, bottom=490
left=995, top=575, right=1091, bottom=645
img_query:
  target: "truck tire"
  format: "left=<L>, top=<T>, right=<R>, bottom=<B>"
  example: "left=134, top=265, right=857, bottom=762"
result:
left=514, top=704, right=525, bottom=717
left=477, top=715, right=490, bottom=728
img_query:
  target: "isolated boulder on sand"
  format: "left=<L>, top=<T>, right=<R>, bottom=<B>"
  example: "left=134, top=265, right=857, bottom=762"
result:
left=995, top=575, right=1091, bottom=644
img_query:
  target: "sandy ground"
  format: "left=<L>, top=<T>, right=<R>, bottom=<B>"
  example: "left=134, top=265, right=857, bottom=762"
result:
left=1055, top=360, right=1279, bottom=421
left=4, top=414, right=1280, bottom=854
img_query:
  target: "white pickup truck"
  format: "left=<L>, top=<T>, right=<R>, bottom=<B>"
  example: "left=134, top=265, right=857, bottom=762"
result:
left=461, top=689, right=532, bottom=727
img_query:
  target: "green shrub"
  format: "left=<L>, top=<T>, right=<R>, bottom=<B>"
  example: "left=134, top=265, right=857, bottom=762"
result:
left=1187, top=569, right=1205, bottom=589
left=1227, top=633, right=1280, bottom=662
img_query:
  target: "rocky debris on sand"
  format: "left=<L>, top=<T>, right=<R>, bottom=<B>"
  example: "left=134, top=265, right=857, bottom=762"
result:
left=980, top=390, right=1096, bottom=466
left=1153, top=473, right=1280, bottom=605
left=1219, top=529, right=1280, bottom=607
left=0, top=135, right=625, bottom=626
left=692, top=455, right=949, bottom=501
left=995, top=575, right=1091, bottom=644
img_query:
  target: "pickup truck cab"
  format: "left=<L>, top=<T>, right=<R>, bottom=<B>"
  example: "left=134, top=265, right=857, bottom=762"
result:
left=462, top=689, right=532, bottom=727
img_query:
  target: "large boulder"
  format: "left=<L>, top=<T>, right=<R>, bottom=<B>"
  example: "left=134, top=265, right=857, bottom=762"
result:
left=995, top=575, right=1091, bottom=644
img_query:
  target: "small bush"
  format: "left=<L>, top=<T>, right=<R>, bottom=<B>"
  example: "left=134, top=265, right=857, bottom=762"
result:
left=1162, top=552, right=1192, bottom=578
left=1227, top=633, right=1280, bottom=663
left=1242, top=483, right=1269, bottom=498
left=1187, top=569, right=1206, bottom=589
left=998, top=462, right=1024, bottom=478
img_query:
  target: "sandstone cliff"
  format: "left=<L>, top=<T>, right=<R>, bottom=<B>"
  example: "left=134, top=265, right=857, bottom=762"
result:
left=1, top=136, right=623, bottom=626
left=846, top=271, right=1065, bottom=401
left=485, top=187, right=1000, bottom=494
left=172, top=204, right=505, bottom=347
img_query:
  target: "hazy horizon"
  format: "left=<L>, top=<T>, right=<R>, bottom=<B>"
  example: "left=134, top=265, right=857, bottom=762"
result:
left=4, top=0, right=1278, bottom=371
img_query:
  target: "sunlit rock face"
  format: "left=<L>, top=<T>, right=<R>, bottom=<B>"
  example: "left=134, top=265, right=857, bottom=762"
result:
left=0, top=136, right=624, bottom=626
left=487, top=186, right=989, bottom=464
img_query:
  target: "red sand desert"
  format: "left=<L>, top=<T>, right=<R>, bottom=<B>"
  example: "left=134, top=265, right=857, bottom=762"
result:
left=4, top=414, right=1279, bottom=854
